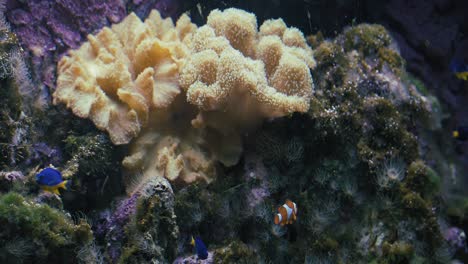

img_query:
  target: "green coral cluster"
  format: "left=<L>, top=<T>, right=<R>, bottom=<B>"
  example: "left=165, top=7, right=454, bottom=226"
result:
left=0, top=27, right=30, bottom=169
left=213, top=241, right=260, bottom=263
left=293, top=24, right=444, bottom=262
left=169, top=24, right=449, bottom=263
left=62, top=132, right=123, bottom=210
left=116, top=178, right=179, bottom=264
left=0, top=192, right=92, bottom=263
left=0, top=28, right=20, bottom=79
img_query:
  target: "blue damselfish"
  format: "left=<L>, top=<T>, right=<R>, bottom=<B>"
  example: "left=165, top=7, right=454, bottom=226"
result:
left=36, top=167, right=69, bottom=195
left=191, top=236, right=208, bottom=260
left=450, top=59, right=468, bottom=81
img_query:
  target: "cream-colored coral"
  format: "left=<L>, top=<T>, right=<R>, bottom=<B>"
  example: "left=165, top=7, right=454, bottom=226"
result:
left=179, top=8, right=315, bottom=162
left=180, top=9, right=315, bottom=129
left=54, top=7, right=316, bottom=185
left=206, top=8, right=258, bottom=57
left=122, top=131, right=216, bottom=194
left=53, top=10, right=196, bottom=145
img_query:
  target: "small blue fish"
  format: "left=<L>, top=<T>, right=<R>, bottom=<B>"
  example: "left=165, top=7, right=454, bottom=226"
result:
left=450, top=59, right=468, bottom=81
left=190, top=236, right=208, bottom=260
left=36, top=167, right=69, bottom=195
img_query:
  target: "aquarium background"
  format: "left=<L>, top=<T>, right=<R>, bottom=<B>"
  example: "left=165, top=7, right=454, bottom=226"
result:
left=1, top=0, right=468, bottom=263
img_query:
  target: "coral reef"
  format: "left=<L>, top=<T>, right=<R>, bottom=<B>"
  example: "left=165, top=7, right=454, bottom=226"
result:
left=0, top=170, right=24, bottom=192
left=0, top=21, right=36, bottom=170
left=53, top=10, right=194, bottom=145
left=443, top=227, right=466, bottom=253
left=213, top=241, right=260, bottom=263
left=168, top=23, right=451, bottom=263
left=173, top=252, right=214, bottom=264
left=4, top=0, right=187, bottom=119
left=122, top=132, right=217, bottom=190
left=0, top=25, right=20, bottom=79
left=95, top=177, right=179, bottom=263
left=4, top=0, right=126, bottom=96
left=0, top=192, right=92, bottom=263
left=53, top=7, right=316, bottom=187
left=6, top=0, right=126, bottom=54
left=180, top=8, right=315, bottom=129
left=0, top=2, right=465, bottom=263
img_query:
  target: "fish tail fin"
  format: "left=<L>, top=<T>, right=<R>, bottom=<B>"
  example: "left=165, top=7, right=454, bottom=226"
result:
left=59, top=180, right=69, bottom=190
left=456, top=72, right=468, bottom=81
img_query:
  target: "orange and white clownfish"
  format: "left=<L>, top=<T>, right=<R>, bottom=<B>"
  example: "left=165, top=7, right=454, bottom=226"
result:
left=274, top=199, right=297, bottom=226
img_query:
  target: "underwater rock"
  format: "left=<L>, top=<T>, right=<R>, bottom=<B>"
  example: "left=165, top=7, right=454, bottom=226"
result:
left=34, top=191, right=64, bottom=210
left=357, top=222, right=390, bottom=257
left=243, top=154, right=270, bottom=209
left=444, top=227, right=467, bottom=252
left=166, top=23, right=448, bottom=263
left=0, top=170, right=24, bottom=192
left=98, top=177, right=179, bottom=263
left=173, top=252, right=214, bottom=264
left=28, top=142, right=63, bottom=166
left=386, top=0, right=457, bottom=62
left=212, top=241, right=260, bottom=263
left=99, top=194, right=139, bottom=262
left=76, top=241, right=105, bottom=264
left=61, top=132, right=123, bottom=209
left=5, top=0, right=127, bottom=91
left=0, top=170, right=24, bottom=182
left=0, top=1, right=464, bottom=263
left=381, top=1, right=468, bottom=233
left=382, top=0, right=468, bottom=169
left=0, top=18, right=36, bottom=170
left=0, top=26, right=20, bottom=79
left=4, top=0, right=186, bottom=106
left=0, top=192, right=92, bottom=263
left=96, top=193, right=139, bottom=244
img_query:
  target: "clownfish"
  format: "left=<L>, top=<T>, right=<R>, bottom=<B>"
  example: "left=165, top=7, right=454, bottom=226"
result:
left=274, top=199, right=298, bottom=226
left=191, top=236, right=208, bottom=260
left=35, top=166, right=69, bottom=195
left=453, top=126, right=468, bottom=141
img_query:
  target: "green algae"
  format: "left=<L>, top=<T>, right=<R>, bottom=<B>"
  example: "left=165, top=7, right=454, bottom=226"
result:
left=343, top=24, right=391, bottom=56
left=213, top=241, right=259, bottom=264
left=61, top=132, right=123, bottom=210
left=404, top=160, right=441, bottom=198
left=0, top=192, right=92, bottom=263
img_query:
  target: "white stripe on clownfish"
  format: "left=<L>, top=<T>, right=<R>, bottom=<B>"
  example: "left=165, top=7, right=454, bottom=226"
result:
left=276, top=213, right=282, bottom=223
left=282, top=204, right=293, bottom=221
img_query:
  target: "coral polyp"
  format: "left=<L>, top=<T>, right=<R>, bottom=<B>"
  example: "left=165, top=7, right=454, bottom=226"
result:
left=376, top=158, right=406, bottom=189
